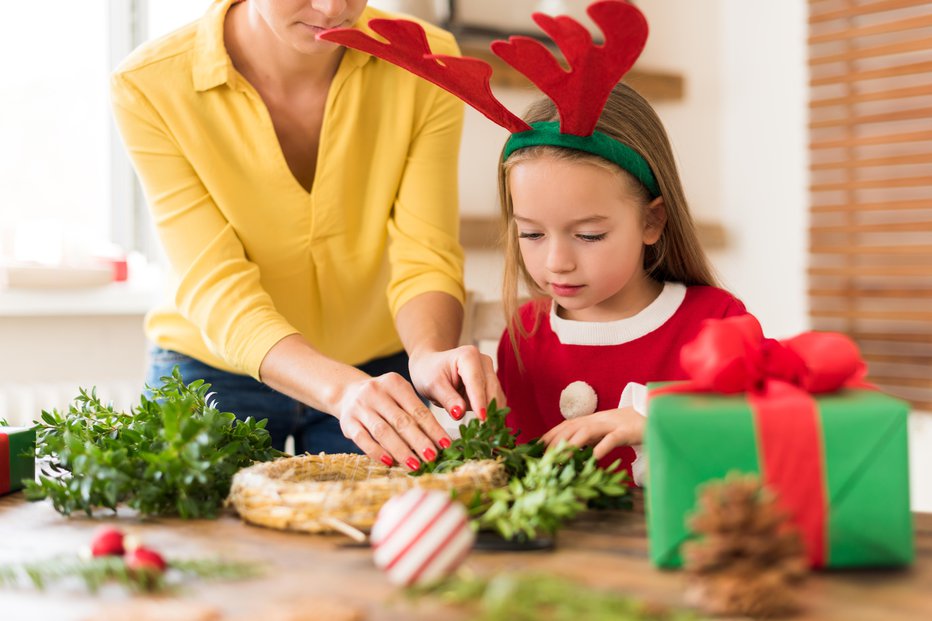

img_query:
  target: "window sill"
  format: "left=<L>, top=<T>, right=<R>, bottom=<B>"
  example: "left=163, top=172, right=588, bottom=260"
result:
left=0, top=279, right=163, bottom=318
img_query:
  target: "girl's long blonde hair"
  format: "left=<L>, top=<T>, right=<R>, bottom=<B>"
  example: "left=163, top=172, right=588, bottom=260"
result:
left=499, top=82, right=719, bottom=353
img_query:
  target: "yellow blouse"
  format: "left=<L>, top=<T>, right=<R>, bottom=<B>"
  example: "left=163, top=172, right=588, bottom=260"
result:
left=111, top=1, right=465, bottom=379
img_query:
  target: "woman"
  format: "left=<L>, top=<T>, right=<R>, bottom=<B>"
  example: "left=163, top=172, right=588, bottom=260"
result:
left=111, top=0, right=499, bottom=469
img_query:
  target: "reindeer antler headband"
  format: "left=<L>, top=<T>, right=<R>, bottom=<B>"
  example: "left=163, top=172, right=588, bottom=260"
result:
left=319, top=0, right=659, bottom=197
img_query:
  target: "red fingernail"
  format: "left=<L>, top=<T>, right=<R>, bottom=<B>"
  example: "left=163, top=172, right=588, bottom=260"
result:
left=439, top=437, right=451, bottom=449
left=380, top=454, right=394, bottom=467
left=450, top=406, right=463, bottom=420
left=479, top=407, right=487, bottom=421
left=424, top=448, right=437, bottom=462
left=405, top=457, right=421, bottom=471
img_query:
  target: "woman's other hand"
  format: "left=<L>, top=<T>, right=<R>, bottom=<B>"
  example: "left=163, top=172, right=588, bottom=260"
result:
left=540, top=407, right=645, bottom=460
left=395, top=291, right=504, bottom=422
left=408, top=345, right=504, bottom=422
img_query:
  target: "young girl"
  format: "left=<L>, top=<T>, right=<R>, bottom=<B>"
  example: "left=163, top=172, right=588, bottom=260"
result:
left=319, top=0, right=750, bottom=480
left=496, top=83, right=748, bottom=480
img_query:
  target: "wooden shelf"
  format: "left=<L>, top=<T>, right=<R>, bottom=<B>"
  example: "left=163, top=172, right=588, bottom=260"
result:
left=459, top=39, right=685, bottom=103
left=461, top=215, right=726, bottom=251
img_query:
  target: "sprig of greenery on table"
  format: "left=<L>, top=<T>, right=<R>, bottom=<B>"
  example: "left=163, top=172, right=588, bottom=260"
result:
left=472, top=442, right=629, bottom=540
left=411, top=572, right=707, bottom=621
left=0, top=555, right=261, bottom=594
left=24, top=368, right=282, bottom=518
left=412, top=400, right=630, bottom=540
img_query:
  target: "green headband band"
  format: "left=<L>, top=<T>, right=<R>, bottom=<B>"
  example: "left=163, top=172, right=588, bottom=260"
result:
left=503, top=121, right=660, bottom=198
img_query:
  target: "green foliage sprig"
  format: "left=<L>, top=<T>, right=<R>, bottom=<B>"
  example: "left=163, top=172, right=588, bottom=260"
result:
left=411, top=571, right=708, bottom=621
left=0, top=555, right=261, bottom=594
left=413, top=399, right=541, bottom=478
left=413, top=400, right=630, bottom=540
left=472, top=442, right=629, bottom=541
left=25, top=368, right=282, bottom=518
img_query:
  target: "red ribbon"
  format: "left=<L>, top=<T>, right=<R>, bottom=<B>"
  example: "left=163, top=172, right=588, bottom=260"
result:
left=0, top=433, right=10, bottom=495
left=659, top=314, right=867, bottom=567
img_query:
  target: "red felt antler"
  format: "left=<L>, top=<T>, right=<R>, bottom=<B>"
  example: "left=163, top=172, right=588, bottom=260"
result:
left=491, top=0, right=648, bottom=136
left=319, top=19, right=531, bottom=133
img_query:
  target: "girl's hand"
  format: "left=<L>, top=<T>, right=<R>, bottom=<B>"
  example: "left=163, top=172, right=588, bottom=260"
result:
left=540, top=407, right=645, bottom=460
left=408, top=345, right=504, bottom=421
left=336, top=373, right=453, bottom=471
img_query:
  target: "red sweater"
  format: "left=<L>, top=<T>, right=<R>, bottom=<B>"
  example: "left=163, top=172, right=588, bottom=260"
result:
left=497, top=284, right=748, bottom=476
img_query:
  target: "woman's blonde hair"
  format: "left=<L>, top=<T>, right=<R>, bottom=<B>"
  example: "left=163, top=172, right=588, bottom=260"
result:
left=499, top=82, right=719, bottom=352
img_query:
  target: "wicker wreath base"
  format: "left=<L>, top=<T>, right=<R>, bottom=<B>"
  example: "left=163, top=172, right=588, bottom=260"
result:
left=227, top=453, right=507, bottom=534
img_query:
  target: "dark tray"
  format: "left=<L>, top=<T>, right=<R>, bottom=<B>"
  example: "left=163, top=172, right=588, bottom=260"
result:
left=473, top=530, right=555, bottom=552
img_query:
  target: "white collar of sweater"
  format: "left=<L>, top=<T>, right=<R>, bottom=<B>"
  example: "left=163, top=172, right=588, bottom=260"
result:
left=550, top=282, right=687, bottom=346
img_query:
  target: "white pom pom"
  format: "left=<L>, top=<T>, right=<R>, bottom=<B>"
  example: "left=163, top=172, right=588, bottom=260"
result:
left=559, top=381, right=598, bottom=419
left=371, top=489, right=475, bottom=587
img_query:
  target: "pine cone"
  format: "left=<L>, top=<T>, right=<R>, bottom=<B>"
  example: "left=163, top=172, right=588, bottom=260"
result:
left=682, top=473, right=807, bottom=618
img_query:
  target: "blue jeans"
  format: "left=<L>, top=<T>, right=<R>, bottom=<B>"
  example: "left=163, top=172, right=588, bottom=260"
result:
left=146, top=346, right=413, bottom=454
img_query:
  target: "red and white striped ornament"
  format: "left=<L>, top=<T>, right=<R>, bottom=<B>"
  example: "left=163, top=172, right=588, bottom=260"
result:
left=370, top=488, right=475, bottom=587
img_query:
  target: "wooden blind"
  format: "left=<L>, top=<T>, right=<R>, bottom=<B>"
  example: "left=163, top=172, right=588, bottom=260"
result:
left=809, top=0, right=932, bottom=410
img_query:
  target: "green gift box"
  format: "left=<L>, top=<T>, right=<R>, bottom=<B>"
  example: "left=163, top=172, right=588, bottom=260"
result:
left=1, top=426, right=36, bottom=496
left=645, top=385, right=913, bottom=569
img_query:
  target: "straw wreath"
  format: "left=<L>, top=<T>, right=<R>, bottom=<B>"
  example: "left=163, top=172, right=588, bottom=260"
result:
left=227, top=453, right=506, bottom=535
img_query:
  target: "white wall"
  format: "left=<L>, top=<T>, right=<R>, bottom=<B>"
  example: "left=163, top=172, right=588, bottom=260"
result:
left=637, top=0, right=727, bottom=229
left=713, top=0, right=809, bottom=338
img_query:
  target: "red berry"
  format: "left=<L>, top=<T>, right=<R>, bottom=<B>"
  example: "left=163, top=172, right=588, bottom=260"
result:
left=125, top=546, right=167, bottom=574
left=90, top=527, right=125, bottom=557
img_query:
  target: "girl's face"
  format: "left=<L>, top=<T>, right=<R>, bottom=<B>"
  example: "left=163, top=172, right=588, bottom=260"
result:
left=250, top=0, right=369, bottom=54
left=509, top=157, right=665, bottom=322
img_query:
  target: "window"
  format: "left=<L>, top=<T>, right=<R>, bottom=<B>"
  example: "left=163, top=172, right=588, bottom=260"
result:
left=0, top=1, right=212, bottom=272
left=0, top=3, right=112, bottom=265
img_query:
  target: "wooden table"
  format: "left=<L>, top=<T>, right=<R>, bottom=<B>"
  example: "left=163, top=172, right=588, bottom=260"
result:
left=0, top=492, right=930, bottom=620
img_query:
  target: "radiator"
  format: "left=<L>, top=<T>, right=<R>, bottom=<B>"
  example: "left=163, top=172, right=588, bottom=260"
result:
left=0, top=381, right=142, bottom=427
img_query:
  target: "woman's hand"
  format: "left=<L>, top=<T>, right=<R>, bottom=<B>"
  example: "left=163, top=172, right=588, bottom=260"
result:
left=336, top=373, right=453, bottom=471
left=540, top=407, right=645, bottom=460
left=259, top=334, right=453, bottom=471
left=394, top=291, right=504, bottom=421
left=408, top=345, right=504, bottom=421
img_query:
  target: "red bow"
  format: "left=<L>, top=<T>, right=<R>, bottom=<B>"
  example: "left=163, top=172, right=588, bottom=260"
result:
left=679, top=314, right=867, bottom=395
